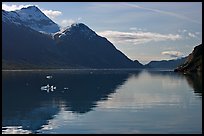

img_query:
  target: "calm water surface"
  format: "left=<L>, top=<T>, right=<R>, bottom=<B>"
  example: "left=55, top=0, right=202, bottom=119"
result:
left=2, top=69, right=202, bottom=134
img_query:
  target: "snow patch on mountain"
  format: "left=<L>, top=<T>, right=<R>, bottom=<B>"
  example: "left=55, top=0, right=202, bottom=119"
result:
left=54, top=23, right=97, bottom=40
left=2, top=6, right=60, bottom=33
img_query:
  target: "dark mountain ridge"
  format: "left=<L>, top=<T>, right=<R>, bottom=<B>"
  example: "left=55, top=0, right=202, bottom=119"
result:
left=2, top=6, right=143, bottom=69
left=174, top=44, right=202, bottom=73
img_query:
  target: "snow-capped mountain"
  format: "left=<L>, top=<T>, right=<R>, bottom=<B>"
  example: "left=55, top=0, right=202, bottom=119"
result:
left=2, top=6, right=144, bottom=69
left=2, top=6, right=60, bottom=33
left=54, top=23, right=97, bottom=40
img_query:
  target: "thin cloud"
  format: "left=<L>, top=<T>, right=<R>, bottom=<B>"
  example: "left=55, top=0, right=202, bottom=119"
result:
left=188, top=32, right=196, bottom=38
left=178, top=29, right=199, bottom=39
left=60, top=19, right=76, bottom=27
left=195, top=32, right=200, bottom=35
left=97, top=30, right=182, bottom=45
left=60, top=17, right=83, bottom=28
left=42, top=10, right=62, bottom=19
left=123, top=3, right=201, bottom=24
left=77, top=17, right=82, bottom=21
left=178, top=29, right=187, bottom=33
left=161, top=51, right=183, bottom=58
left=129, top=27, right=146, bottom=31
left=2, top=4, right=34, bottom=11
left=183, top=29, right=187, bottom=33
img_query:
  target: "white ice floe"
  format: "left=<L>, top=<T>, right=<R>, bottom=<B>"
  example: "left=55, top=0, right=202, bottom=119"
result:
left=46, top=75, right=52, bottom=79
left=2, top=126, right=32, bottom=134
left=41, top=84, right=56, bottom=92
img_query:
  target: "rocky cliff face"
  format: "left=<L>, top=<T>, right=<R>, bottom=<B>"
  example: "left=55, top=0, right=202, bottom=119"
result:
left=174, top=44, right=202, bottom=73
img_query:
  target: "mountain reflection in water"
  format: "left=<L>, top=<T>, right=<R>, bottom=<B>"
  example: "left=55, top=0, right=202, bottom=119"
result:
left=184, top=73, right=202, bottom=95
left=146, top=70, right=202, bottom=96
left=2, top=70, right=136, bottom=133
left=2, top=70, right=202, bottom=134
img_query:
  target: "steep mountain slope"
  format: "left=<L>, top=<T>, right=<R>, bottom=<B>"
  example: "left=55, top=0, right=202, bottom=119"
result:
left=2, top=19, right=59, bottom=69
left=2, top=6, right=60, bottom=33
left=174, top=44, right=202, bottom=73
left=145, top=57, right=187, bottom=69
left=53, top=23, right=143, bottom=68
left=2, top=6, right=143, bottom=69
left=133, top=60, right=144, bottom=67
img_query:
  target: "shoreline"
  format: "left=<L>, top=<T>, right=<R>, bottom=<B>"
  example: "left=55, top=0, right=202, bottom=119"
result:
left=2, top=68, right=174, bottom=72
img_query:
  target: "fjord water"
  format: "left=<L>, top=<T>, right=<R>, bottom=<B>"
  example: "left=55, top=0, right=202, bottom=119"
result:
left=2, top=70, right=202, bottom=134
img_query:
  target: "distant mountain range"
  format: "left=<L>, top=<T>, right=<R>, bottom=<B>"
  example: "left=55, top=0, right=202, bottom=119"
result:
left=174, top=44, right=202, bottom=73
left=145, top=57, right=187, bottom=70
left=2, top=6, right=143, bottom=69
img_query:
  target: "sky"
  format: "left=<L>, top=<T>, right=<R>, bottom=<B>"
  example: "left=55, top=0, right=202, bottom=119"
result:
left=2, top=2, right=202, bottom=64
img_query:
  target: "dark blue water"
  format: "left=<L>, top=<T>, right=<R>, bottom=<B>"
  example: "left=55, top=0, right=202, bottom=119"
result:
left=2, top=70, right=202, bottom=134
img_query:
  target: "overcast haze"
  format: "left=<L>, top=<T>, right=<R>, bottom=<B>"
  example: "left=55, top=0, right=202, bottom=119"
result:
left=2, top=2, right=202, bottom=64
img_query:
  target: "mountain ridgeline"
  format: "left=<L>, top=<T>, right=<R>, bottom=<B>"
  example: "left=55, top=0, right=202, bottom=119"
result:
left=145, top=57, right=187, bottom=70
left=2, top=6, right=143, bottom=69
left=2, top=6, right=201, bottom=70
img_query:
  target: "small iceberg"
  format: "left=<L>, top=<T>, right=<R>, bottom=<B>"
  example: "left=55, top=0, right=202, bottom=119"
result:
left=41, top=84, right=50, bottom=90
left=2, top=126, right=32, bottom=134
left=51, top=85, right=56, bottom=90
left=46, top=75, right=52, bottom=79
left=90, top=71, right=93, bottom=74
left=41, top=84, right=56, bottom=92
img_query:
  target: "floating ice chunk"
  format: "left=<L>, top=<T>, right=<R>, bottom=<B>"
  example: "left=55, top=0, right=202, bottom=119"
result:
left=46, top=75, right=52, bottom=79
left=50, top=86, right=56, bottom=91
left=41, top=84, right=56, bottom=92
left=41, top=84, right=50, bottom=90
left=2, top=126, right=31, bottom=134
